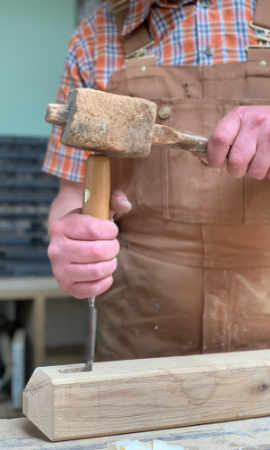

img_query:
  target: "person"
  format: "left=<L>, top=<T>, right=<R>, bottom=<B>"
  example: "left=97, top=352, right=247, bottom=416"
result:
left=43, top=0, right=270, bottom=361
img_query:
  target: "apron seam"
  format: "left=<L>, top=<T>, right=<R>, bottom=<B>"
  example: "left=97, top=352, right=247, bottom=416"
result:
left=201, top=223, right=206, bottom=354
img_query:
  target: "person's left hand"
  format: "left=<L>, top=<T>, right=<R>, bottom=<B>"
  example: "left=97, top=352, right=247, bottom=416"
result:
left=207, top=106, right=270, bottom=179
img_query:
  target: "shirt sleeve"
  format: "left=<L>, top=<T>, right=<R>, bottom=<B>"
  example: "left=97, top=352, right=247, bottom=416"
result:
left=42, top=24, right=96, bottom=183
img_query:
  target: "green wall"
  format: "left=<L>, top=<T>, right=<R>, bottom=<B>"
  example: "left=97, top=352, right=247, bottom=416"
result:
left=0, top=0, right=76, bottom=137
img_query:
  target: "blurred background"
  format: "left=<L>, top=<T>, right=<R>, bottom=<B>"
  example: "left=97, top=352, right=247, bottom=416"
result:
left=0, top=0, right=102, bottom=417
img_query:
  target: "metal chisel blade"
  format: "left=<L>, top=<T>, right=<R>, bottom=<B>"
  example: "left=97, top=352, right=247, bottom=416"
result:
left=84, top=296, right=97, bottom=371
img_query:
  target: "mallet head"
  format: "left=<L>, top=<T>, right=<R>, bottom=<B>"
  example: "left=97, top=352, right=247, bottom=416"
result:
left=46, top=88, right=157, bottom=158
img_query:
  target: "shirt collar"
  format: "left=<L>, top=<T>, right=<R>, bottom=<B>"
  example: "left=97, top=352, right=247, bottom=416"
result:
left=121, top=0, right=198, bottom=36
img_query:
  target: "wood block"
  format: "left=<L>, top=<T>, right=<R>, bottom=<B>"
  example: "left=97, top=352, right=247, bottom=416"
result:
left=23, top=350, right=270, bottom=442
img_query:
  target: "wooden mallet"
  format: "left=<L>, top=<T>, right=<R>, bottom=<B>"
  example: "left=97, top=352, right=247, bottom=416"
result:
left=46, top=87, right=207, bottom=224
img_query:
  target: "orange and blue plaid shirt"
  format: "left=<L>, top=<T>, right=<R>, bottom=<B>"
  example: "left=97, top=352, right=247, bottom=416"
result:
left=43, top=0, right=258, bottom=182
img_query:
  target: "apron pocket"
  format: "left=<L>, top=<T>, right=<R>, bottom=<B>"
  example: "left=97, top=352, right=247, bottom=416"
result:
left=96, top=245, right=203, bottom=360
left=245, top=177, right=270, bottom=224
left=203, top=267, right=270, bottom=353
left=246, top=48, right=270, bottom=98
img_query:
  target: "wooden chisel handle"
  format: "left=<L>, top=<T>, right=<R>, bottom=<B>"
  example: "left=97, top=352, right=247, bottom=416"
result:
left=83, top=155, right=111, bottom=219
left=152, top=124, right=208, bottom=153
left=83, top=155, right=110, bottom=372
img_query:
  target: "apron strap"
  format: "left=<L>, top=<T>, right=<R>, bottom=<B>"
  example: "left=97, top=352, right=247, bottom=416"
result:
left=253, top=0, right=270, bottom=29
left=250, top=0, right=270, bottom=47
left=112, top=0, right=153, bottom=59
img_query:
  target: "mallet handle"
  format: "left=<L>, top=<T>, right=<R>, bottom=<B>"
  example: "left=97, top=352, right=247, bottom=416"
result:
left=45, top=104, right=69, bottom=126
left=82, top=155, right=111, bottom=219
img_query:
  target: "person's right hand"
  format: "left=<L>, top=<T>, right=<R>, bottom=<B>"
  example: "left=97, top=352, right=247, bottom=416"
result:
left=48, top=189, right=131, bottom=299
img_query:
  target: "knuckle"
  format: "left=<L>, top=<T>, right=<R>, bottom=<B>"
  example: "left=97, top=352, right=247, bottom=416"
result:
left=113, top=239, right=120, bottom=256
left=264, top=126, right=270, bottom=142
left=252, top=114, right=266, bottom=127
left=91, top=242, right=105, bottom=260
left=248, top=168, right=265, bottom=180
left=48, top=242, right=61, bottom=261
left=88, top=220, right=117, bottom=239
left=254, top=173, right=265, bottom=180
left=112, top=257, right=118, bottom=272
left=228, top=151, right=245, bottom=169
left=49, top=220, right=63, bottom=237
left=106, top=275, right=114, bottom=291
left=91, top=240, right=120, bottom=260
left=88, top=220, right=100, bottom=239
left=232, top=105, right=245, bottom=116
left=94, top=259, right=117, bottom=279
left=91, top=264, right=104, bottom=280
left=89, top=276, right=113, bottom=297
left=212, top=130, right=230, bottom=147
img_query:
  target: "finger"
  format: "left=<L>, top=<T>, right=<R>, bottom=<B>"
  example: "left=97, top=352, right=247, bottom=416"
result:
left=71, top=276, right=114, bottom=299
left=67, top=258, right=118, bottom=283
left=68, top=238, right=120, bottom=263
left=110, top=189, right=132, bottom=218
left=207, top=109, right=241, bottom=168
left=247, top=137, right=270, bottom=179
left=49, top=238, right=120, bottom=264
left=226, top=128, right=257, bottom=178
left=53, top=214, right=119, bottom=241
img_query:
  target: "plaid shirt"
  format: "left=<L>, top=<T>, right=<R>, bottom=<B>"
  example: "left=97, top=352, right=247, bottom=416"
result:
left=43, top=0, right=258, bottom=182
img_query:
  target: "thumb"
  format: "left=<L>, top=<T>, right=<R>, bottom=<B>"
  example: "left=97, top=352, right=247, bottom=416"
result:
left=110, top=189, right=132, bottom=219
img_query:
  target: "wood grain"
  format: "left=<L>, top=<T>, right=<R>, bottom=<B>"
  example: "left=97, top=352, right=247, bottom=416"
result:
left=23, top=350, right=270, bottom=442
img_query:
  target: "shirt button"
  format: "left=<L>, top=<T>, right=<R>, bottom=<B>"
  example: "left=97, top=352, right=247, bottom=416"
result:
left=204, top=47, right=213, bottom=57
left=140, top=65, right=147, bottom=72
left=158, top=105, right=172, bottom=120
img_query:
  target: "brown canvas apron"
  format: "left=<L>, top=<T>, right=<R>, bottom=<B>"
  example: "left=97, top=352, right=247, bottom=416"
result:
left=96, top=0, right=270, bottom=361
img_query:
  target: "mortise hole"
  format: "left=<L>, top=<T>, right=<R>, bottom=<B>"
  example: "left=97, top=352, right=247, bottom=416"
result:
left=58, top=367, right=87, bottom=374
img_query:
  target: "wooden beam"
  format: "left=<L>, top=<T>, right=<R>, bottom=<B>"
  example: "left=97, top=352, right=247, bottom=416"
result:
left=23, top=350, right=270, bottom=442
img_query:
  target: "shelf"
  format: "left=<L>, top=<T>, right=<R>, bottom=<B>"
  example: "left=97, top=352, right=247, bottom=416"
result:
left=0, top=277, right=69, bottom=367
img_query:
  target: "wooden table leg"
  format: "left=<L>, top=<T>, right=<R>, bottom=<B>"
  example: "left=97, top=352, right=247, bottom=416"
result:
left=33, top=295, right=46, bottom=367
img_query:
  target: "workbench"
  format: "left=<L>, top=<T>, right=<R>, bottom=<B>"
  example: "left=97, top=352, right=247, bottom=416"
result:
left=1, top=416, right=269, bottom=449
left=0, top=276, right=68, bottom=367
